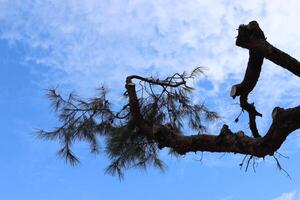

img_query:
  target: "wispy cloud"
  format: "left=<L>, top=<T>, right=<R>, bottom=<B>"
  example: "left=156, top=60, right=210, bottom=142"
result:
left=1, top=0, right=300, bottom=133
left=0, top=1, right=263, bottom=88
left=272, top=190, right=300, bottom=200
left=220, top=195, right=234, bottom=200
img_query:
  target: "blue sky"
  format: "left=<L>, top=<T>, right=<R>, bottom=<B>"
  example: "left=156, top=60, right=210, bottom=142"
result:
left=1, top=0, right=300, bottom=199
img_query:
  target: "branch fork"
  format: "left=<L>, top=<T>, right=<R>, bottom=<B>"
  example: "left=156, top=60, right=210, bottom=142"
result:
left=125, top=21, right=300, bottom=157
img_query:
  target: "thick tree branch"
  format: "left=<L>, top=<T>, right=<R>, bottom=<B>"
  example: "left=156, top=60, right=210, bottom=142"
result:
left=125, top=21, right=300, bottom=158
left=232, top=20, right=300, bottom=138
left=231, top=21, right=265, bottom=138
left=126, top=76, right=300, bottom=157
left=160, top=105, right=300, bottom=157
left=236, top=22, right=300, bottom=77
left=42, top=20, right=300, bottom=176
left=125, top=78, right=300, bottom=157
left=125, top=77, right=153, bottom=138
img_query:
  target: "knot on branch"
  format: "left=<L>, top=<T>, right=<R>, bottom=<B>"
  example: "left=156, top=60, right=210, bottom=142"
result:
left=219, top=124, right=233, bottom=136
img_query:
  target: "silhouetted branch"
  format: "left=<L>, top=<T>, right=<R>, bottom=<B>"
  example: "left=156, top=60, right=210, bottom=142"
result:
left=40, top=21, right=300, bottom=178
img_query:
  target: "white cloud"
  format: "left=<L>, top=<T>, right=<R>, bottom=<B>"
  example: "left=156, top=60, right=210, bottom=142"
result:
left=1, top=0, right=300, bottom=133
left=220, top=195, right=233, bottom=200
left=0, top=1, right=258, bottom=89
left=272, top=190, right=300, bottom=200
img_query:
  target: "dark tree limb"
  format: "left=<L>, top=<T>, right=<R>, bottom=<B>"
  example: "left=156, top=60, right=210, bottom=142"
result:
left=232, top=20, right=300, bottom=138
left=236, top=22, right=300, bottom=77
left=231, top=21, right=266, bottom=138
left=42, top=21, right=300, bottom=176
left=125, top=20, right=300, bottom=158
left=125, top=78, right=152, bottom=137
left=126, top=76, right=300, bottom=157
left=127, top=75, right=187, bottom=88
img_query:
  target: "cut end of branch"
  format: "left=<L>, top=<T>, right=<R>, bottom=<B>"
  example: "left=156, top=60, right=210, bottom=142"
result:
left=230, top=85, right=239, bottom=99
left=127, top=83, right=135, bottom=86
left=236, top=21, right=266, bottom=48
left=272, top=107, right=282, bottom=120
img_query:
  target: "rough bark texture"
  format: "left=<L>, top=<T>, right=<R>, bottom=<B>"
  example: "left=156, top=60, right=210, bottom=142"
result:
left=125, top=21, right=300, bottom=158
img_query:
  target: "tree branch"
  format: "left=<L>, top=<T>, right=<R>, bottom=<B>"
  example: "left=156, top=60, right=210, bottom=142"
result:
left=127, top=75, right=186, bottom=88
left=125, top=77, right=153, bottom=138
left=126, top=75, right=300, bottom=157
left=125, top=21, right=300, bottom=158
left=43, top=21, right=300, bottom=175
left=236, top=21, right=300, bottom=77
left=154, top=105, right=300, bottom=157
left=231, top=21, right=265, bottom=138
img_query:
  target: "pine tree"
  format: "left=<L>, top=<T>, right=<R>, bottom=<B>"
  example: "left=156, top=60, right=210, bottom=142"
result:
left=39, top=21, right=300, bottom=179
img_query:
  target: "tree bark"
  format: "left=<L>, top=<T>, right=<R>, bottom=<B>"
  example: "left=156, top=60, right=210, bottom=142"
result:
left=125, top=21, right=300, bottom=158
